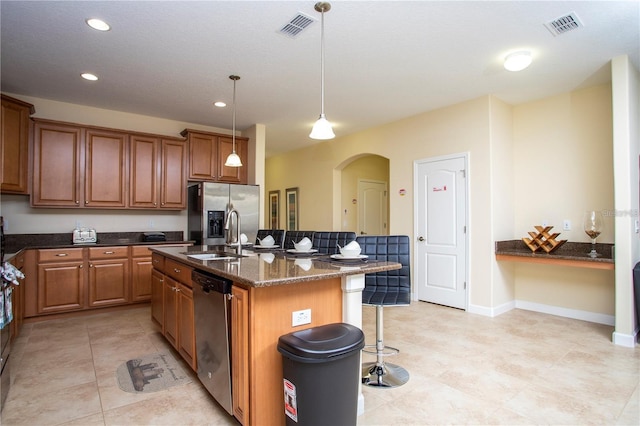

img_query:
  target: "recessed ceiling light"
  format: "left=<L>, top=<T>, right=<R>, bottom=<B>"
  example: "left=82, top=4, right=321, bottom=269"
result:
left=504, top=51, right=532, bottom=72
left=86, top=18, right=110, bottom=31
left=214, top=101, right=227, bottom=108
left=81, top=73, right=99, bottom=81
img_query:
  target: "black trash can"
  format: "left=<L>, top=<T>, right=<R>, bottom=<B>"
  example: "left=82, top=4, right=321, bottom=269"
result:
left=633, top=262, right=640, bottom=327
left=277, top=322, right=365, bottom=426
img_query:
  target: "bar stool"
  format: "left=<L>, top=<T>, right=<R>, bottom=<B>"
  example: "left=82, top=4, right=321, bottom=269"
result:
left=312, top=231, right=357, bottom=255
left=357, top=235, right=411, bottom=387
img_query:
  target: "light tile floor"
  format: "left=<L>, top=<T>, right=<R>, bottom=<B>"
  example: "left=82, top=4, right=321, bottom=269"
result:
left=0, top=302, right=638, bottom=425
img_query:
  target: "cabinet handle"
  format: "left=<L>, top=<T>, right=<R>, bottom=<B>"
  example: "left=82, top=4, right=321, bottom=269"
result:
left=89, top=263, right=93, bottom=268
left=154, top=202, right=157, bottom=206
left=161, top=202, right=165, bottom=206
left=56, top=253, right=68, bottom=257
left=104, top=251, right=115, bottom=255
left=79, top=264, right=83, bottom=269
left=175, top=288, right=181, bottom=293
left=75, top=200, right=79, bottom=204
left=174, top=268, right=181, bottom=273
left=171, top=286, right=177, bottom=291
left=85, top=201, right=89, bottom=204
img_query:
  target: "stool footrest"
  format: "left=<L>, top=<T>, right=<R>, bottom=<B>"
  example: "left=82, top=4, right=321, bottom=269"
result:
left=362, top=344, right=399, bottom=357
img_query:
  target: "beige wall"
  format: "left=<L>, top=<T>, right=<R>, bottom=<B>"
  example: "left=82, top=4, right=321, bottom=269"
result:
left=265, top=85, right=619, bottom=323
left=511, top=84, right=616, bottom=318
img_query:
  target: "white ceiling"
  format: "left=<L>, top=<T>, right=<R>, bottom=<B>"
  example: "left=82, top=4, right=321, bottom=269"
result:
left=1, top=1, right=638, bottom=157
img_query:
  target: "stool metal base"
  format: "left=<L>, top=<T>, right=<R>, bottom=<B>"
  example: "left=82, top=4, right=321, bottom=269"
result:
left=362, top=361, right=410, bottom=388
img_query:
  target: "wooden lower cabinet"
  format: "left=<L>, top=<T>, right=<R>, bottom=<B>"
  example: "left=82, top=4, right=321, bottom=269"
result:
left=150, top=268, right=165, bottom=327
left=231, top=285, right=250, bottom=425
left=36, top=248, right=85, bottom=314
left=158, top=261, right=195, bottom=371
left=131, top=246, right=153, bottom=302
left=88, top=247, right=130, bottom=307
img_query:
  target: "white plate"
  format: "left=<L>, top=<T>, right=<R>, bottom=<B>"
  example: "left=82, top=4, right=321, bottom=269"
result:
left=330, top=254, right=368, bottom=260
left=287, top=249, right=318, bottom=254
left=254, top=244, right=279, bottom=249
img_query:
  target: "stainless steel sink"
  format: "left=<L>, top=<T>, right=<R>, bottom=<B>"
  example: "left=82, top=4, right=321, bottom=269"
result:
left=184, top=251, right=246, bottom=261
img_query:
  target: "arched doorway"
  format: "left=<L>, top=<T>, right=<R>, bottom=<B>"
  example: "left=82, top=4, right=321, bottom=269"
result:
left=339, top=154, right=390, bottom=235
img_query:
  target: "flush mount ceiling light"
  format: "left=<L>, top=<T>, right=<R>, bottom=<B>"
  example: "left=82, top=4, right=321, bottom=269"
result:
left=224, top=75, right=243, bottom=168
left=86, top=18, right=110, bottom=31
left=214, top=101, right=226, bottom=108
left=81, top=73, right=98, bottom=81
left=504, top=51, right=532, bottom=72
left=309, top=2, right=335, bottom=140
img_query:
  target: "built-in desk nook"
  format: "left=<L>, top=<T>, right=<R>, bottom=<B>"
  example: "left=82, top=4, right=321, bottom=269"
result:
left=495, top=240, right=615, bottom=270
left=149, top=245, right=402, bottom=426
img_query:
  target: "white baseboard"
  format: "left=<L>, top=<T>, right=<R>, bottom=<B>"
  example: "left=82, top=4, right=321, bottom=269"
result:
left=468, top=300, right=515, bottom=317
left=515, top=300, right=615, bottom=326
left=612, top=331, right=638, bottom=348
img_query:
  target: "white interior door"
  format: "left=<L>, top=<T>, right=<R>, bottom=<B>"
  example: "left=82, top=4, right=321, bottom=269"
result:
left=357, top=180, right=387, bottom=235
left=415, top=155, right=467, bottom=309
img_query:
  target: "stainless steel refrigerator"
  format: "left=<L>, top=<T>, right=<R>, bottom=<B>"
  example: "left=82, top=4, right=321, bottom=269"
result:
left=188, top=183, right=260, bottom=246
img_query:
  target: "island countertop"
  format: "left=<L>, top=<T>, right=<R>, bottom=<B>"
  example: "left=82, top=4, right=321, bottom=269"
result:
left=150, top=245, right=402, bottom=287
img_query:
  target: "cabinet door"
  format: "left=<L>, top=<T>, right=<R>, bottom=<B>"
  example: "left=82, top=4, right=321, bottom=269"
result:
left=85, top=129, right=127, bottom=207
left=130, top=135, right=159, bottom=208
left=160, top=139, right=187, bottom=209
left=151, top=268, right=165, bottom=327
left=32, top=121, right=82, bottom=207
left=88, top=258, right=130, bottom=307
left=163, top=276, right=179, bottom=349
left=1, top=95, right=33, bottom=194
left=37, top=261, right=85, bottom=313
left=177, top=283, right=196, bottom=370
left=217, top=136, right=247, bottom=184
left=188, top=132, right=216, bottom=180
left=131, top=256, right=152, bottom=302
left=231, top=285, right=250, bottom=425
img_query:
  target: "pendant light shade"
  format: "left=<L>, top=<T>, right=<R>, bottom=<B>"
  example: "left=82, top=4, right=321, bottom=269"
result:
left=309, top=2, right=335, bottom=140
left=225, top=75, right=243, bottom=167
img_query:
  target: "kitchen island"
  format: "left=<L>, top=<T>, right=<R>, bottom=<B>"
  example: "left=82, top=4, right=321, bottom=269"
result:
left=150, top=245, right=402, bottom=426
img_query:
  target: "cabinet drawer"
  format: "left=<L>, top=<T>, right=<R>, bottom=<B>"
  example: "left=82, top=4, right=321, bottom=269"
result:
left=88, top=246, right=129, bottom=259
left=131, top=245, right=152, bottom=257
left=38, top=248, right=84, bottom=262
left=165, top=258, right=192, bottom=286
left=152, top=253, right=165, bottom=272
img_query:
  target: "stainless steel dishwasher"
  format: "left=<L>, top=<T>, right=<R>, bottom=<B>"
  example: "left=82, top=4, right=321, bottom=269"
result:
left=192, top=269, right=233, bottom=415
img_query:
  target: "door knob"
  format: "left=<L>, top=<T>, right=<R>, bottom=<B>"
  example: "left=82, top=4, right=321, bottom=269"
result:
left=418, top=236, right=425, bottom=241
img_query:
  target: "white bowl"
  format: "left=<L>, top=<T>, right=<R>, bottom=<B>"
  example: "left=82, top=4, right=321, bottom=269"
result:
left=293, top=238, right=312, bottom=252
left=259, top=235, right=275, bottom=246
left=339, top=247, right=361, bottom=258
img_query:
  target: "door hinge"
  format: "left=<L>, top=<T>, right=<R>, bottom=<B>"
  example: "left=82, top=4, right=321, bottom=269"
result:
left=464, top=281, right=467, bottom=290
left=463, top=225, right=466, bottom=233
left=460, top=169, right=466, bottom=178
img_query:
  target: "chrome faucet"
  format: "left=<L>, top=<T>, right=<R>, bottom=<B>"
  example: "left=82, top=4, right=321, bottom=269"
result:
left=224, top=207, right=242, bottom=255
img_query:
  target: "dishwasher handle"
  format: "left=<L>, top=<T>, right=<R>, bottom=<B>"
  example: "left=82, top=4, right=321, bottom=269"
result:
left=192, top=270, right=232, bottom=294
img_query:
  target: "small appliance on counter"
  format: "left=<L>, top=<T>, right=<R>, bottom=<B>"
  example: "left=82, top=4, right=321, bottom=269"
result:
left=143, top=232, right=166, bottom=242
left=72, top=228, right=97, bottom=244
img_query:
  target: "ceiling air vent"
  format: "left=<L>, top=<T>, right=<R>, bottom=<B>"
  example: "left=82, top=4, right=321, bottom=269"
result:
left=544, top=12, right=584, bottom=36
left=278, top=12, right=316, bottom=38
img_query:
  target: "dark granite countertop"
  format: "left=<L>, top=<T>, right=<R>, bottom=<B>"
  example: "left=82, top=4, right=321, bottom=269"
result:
left=495, top=240, right=614, bottom=264
left=151, top=245, right=402, bottom=288
left=4, top=231, right=189, bottom=254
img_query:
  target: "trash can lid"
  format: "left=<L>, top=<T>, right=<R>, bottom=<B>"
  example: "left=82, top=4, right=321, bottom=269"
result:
left=277, top=323, right=364, bottom=361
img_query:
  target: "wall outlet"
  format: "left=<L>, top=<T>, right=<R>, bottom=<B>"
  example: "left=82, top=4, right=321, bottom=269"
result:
left=563, top=219, right=571, bottom=231
left=149, top=219, right=155, bottom=229
left=292, top=309, right=311, bottom=327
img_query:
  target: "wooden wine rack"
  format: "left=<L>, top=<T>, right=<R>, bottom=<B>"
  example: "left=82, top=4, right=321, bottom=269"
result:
left=522, top=226, right=567, bottom=253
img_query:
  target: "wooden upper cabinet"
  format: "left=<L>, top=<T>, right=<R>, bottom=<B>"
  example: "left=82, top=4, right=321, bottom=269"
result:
left=218, top=136, right=248, bottom=184
left=84, top=129, right=128, bottom=208
left=130, top=135, right=159, bottom=208
left=32, top=120, right=83, bottom=207
left=160, top=139, right=187, bottom=209
left=182, top=129, right=248, bottom=184
left=1, top=94, right=34, bottom=194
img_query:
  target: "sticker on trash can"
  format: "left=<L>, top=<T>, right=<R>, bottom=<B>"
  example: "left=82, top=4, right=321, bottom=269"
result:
left=283, top=378, right=298, bottom=422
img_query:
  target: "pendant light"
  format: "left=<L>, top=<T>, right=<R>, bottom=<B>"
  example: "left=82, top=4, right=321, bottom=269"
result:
left=225, top=75, right=243, bottom=167
left=309, top=2, right=335, bottom=140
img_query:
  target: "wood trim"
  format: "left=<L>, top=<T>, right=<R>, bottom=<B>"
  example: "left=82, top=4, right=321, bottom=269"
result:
left=495, top=253, right=614, bottom=270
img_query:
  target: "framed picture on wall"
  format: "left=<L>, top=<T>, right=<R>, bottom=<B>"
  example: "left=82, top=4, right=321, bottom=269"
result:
left=285, top=187, right=299, bottom=231
left=268, top=190, right=280, bottom=230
